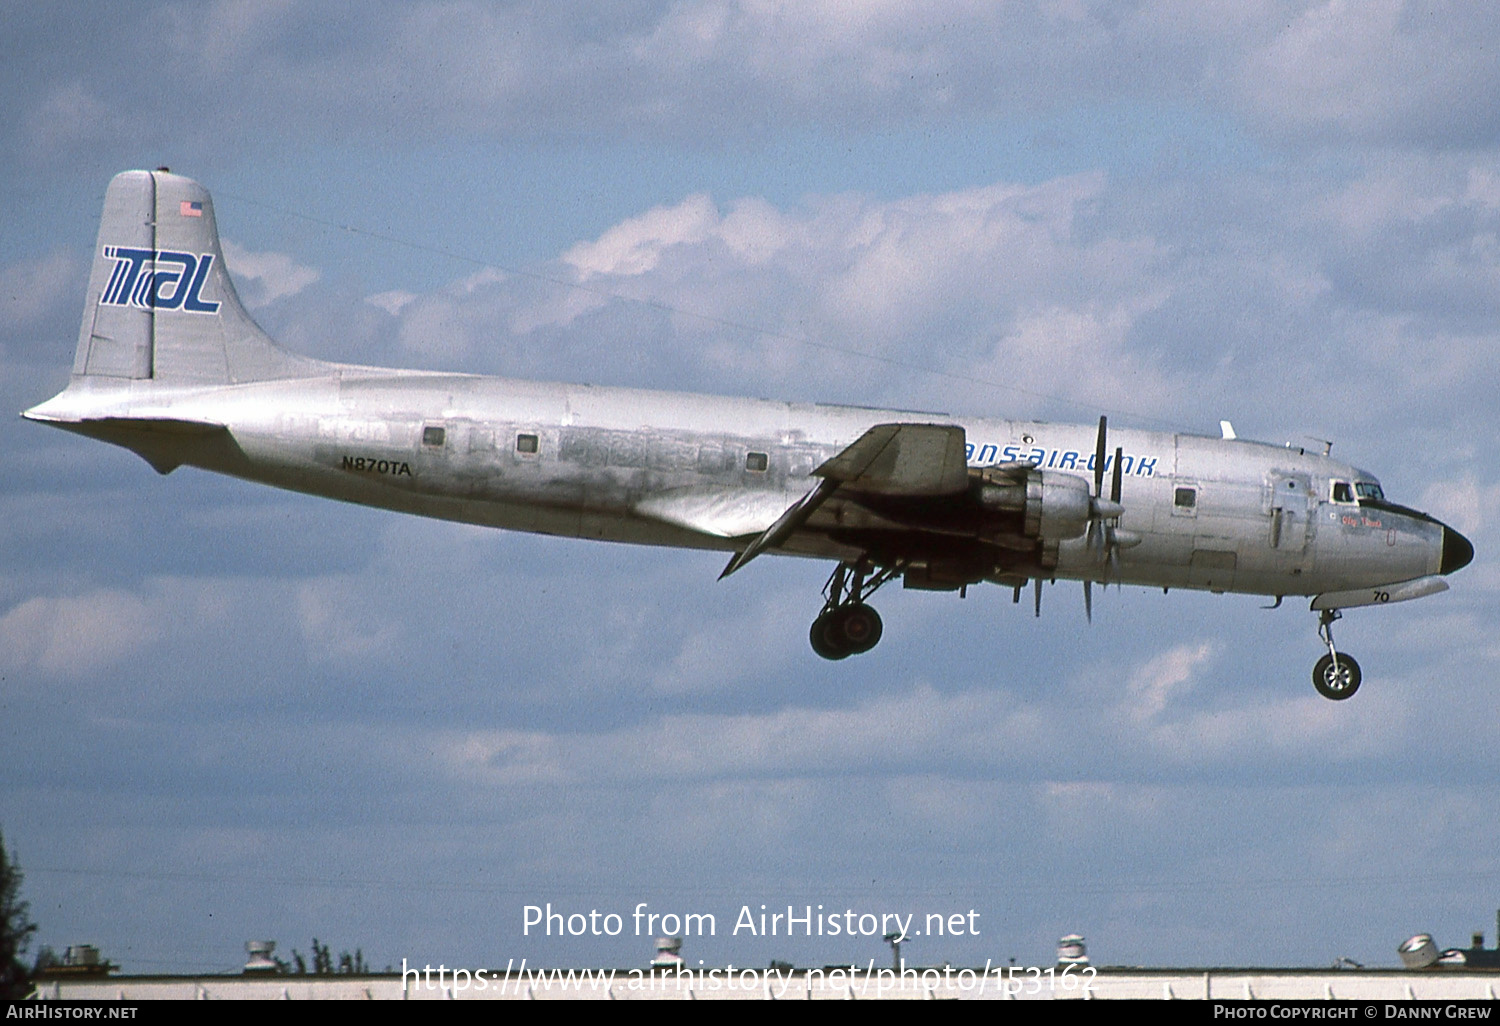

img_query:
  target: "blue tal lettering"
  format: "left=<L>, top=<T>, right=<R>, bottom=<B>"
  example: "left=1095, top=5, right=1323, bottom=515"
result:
left=1058, top=450, right=1078, bottom=470
left=101, top=246, right=153, bottom=306
left=1136, top=455, right=1157, bottom=477
left=147, top=251, right=196, bottom=310
left=181, top=252, right=220, bottom=313
left=978, top=444, right=998, bottom=464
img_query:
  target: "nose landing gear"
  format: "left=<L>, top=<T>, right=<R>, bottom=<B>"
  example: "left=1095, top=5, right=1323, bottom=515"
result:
left=809, top=561, right=899, bottom=660
left=1313, top=609, right=1362, bottom=700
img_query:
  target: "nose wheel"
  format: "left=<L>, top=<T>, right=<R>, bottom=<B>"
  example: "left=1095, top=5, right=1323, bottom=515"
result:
left=1313, top=609, right=1361, bottom=700
left=809, top=561, right=897, bottom=660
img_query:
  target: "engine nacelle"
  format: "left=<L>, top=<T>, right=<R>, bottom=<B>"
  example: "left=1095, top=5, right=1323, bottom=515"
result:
left=975, top=468, right=1094, bottom=542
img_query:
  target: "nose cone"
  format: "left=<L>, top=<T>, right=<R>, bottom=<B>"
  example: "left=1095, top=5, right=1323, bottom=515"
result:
left=1441, top=525, right=1475, bottom=575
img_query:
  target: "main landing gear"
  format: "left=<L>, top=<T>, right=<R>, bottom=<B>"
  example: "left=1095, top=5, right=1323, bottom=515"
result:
left=809, top=561, right=901, bottom=660
left=1313, top=609, right=1362, bottom=701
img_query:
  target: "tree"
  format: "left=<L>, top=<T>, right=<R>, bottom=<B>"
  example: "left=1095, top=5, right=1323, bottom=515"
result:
left=1, top=830, right=39, bottom=999
left=290, top=939, right=367, bottom=975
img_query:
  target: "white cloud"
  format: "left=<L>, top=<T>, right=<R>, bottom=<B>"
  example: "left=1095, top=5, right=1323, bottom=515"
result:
left=1125, top=641, right=1215, bottom=723
left=0, top=588, right=157, bottom=677
left=11, top=1, right=1500, bottom=161
left=366, top=290, right=417, bottom=316
left=1420, top=473, right=1500, bottom=538
left=1234, top=0, right=1500, bottom=146
left=565, top=194, right=720, bottom=279
left=0, top=578, right=236, bottom=680
left=377, top=172, right=1187, bottom=416
left=294, top=578, right=403, bottom=665
left=221, top=239, right=321, bottom=307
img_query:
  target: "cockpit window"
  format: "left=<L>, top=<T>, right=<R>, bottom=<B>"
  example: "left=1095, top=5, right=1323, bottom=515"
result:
left=1331, top=481, right=1354, bottom=503
left=1355, top=481, right=1384, bottom=502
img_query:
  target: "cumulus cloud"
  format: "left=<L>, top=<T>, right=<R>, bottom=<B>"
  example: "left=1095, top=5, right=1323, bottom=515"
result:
left=294, top=577, right=403, bottom=665
left=369, top=174, right=1191, bottom=416
left=1420, top=473, right=1500, bottom=538
left=221, top=239, right=321, bottom=307
left=1235, top=0, right=1500, bottom=146
left=264, top=146, right=1500, bottom=439
left=9, top=1, right=1500, bottom=163
left=0, top=588, right=158, bottom=677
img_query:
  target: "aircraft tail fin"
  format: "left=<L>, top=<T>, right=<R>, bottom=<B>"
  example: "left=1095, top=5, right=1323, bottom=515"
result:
left=71, top=169, right=325, bottom=385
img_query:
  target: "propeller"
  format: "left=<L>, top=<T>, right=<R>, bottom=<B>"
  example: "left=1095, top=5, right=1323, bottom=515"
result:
left=1083, top=417, right=1128, bottom=622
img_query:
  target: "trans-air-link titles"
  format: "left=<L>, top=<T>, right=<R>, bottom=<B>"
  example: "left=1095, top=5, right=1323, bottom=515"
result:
left=966, top=443, right=1158, bottom=477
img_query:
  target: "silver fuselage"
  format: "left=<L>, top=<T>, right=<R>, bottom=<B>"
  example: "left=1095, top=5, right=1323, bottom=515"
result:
left=32, top=365, right=1451, bottom=599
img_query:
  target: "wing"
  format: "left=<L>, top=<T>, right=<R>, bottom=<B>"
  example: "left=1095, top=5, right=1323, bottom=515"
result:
left=814, top=422, right=969, bottom=496
left=719, top=423, right=968, bottom=577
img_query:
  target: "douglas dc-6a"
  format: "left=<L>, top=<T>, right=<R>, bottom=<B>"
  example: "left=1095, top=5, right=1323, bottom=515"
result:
left=24, top=170, right=1475, bottom=700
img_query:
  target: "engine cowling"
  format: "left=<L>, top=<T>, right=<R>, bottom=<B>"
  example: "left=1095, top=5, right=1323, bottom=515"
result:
left=975, top=467, right=1095, bottom=542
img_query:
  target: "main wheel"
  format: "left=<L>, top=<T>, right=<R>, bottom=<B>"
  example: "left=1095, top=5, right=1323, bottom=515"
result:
left=810, top=611, right=850, bottom=660
left=1313, top=652, right=1361, bottom=700
left=832, top=602, right=883, bottom=654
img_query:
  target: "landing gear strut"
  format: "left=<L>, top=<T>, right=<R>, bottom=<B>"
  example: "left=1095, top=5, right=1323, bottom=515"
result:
left=1313, top=609, right=1361, bottom=700
left=809, top=561, right=900, bottom=660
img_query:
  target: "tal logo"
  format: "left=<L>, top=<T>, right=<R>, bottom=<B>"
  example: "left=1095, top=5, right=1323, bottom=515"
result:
left=99, top=247, right=221, bottom=314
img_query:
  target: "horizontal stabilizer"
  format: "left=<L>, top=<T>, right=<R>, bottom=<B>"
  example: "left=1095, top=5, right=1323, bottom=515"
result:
left=31, top=416, right=233, bottom=475
left=815, top=423, right=969, bottom=496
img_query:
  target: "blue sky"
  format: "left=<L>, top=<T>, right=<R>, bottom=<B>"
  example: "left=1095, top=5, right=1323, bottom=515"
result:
left=3, top=1, right=1498, bottom=974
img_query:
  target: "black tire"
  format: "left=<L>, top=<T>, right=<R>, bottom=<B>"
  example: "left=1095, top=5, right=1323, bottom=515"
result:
left=833, top=602, right=883, bottom=654
left=810, top=611, right=850, bottom=660
left=1313, top=652, right=1361, bottom=700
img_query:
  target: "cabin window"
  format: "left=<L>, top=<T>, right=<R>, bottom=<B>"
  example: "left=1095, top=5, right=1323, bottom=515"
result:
left=421, top=425, right=446, bottom=447
left=1331, top=481, right=1355, bottom=503
left=1355, top=481, right=1384, bottom=502
left=516, top=432, right=539, bottom=454
left=745, top=451, right=769, bottom=473
left=1174, top=487, right=1197, bottom=509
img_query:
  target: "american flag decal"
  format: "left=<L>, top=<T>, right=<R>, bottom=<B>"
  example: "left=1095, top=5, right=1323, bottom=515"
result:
left=180, top=200, right=203, bottom=217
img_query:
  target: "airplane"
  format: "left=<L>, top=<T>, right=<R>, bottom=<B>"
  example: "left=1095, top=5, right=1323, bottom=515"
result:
left=23, top=170, right=1475, bottom=701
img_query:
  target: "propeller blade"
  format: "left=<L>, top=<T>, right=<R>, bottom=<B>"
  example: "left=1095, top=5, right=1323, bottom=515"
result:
left=1093, top=415, right=1107, bottom=499
left=1083, top=580, right=1093, bottom=623
left=1107, top=445, right=1125, bottom=583
left=1033, top=577, right=1043, bottom=618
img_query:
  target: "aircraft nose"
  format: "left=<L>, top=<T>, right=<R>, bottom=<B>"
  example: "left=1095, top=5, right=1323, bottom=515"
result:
left=1441, top=524, right=1474, bottom=575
